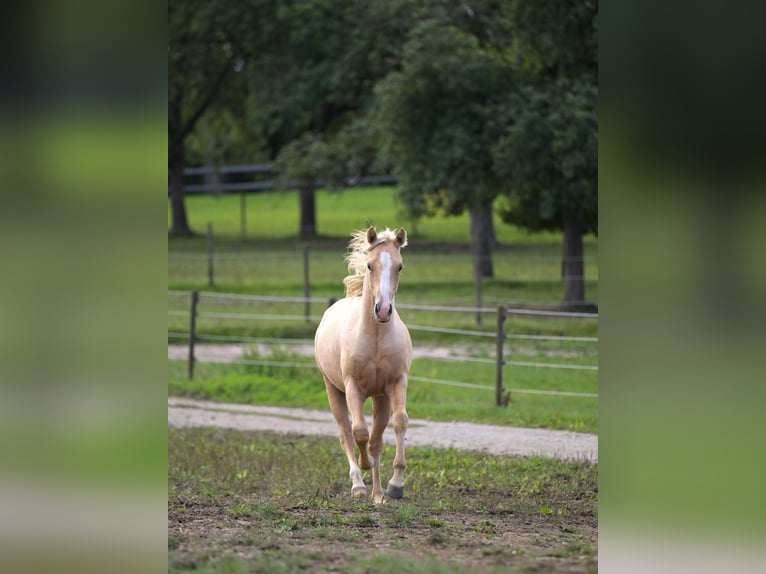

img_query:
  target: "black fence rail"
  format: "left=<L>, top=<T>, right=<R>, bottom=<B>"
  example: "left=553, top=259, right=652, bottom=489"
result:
left=169, top=163, right=397, bottom=196
left=168, top=290, right=598, bottom=406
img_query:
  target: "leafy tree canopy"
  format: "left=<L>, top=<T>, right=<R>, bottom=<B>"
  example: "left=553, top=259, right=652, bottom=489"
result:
left=376, top=18, right=513, bottom=220
left=493, top=73, right=597, bottom=234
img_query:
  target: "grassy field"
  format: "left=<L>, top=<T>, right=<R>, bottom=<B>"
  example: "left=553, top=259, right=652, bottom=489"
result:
left=168, top=187, right=598, bottom=433
left=168, top=187, right=575, bottom=243
left=168, top=427, right=598, bottom=574
left=168, top=345, right=598, bottom=432
left=168, top=191, right=599, bottom=570
left=168, top=187, right=598, bottom=305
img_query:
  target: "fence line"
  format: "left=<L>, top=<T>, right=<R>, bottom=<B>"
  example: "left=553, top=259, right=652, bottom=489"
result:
left=406, top=324, right=497, bottom=338
left=508, top=388, right=598, bottom=398
left=172, top=308, right=597, bottom=344
left=413, top=355, right=497, bottom=365
left=199, top=291, right=330, bottom=304
left=197, top=334, right=314, bottom=345
left=170, top=252, right=595, bottom=263
left=409, top=375, right=495, bottom=391
left=506, top=307, right=598, bottom=319
left=505, top=334, right=598, bottom=342
left=198, top=311, right=324, bottom=322
left=169, top=289, right=597, bottom=401
left=170, top=292, right=598, bottom=319
left=505, top=361, right=598, bottom=371
left=169, top=289, right=597, bottom=312
left=167, top=360, right=598, bottom=399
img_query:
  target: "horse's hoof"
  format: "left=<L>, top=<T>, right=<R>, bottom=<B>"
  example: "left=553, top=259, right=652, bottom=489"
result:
left=352, top=486, right=367, bottom=498
left=387, top=485, right=404, bottom=499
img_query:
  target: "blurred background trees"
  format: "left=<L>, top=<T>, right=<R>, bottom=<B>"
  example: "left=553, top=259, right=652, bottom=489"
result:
left=168, top=0, right=598, bottom=305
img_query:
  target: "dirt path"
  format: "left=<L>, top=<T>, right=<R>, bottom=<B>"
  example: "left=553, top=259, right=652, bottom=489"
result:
left=168, top=343, right=491, bottom=362
left=168, top=397, right=598, bottom=462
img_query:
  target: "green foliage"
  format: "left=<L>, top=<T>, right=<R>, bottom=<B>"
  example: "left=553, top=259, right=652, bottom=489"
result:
left=376, top=19, right=512, bottom=219
left=493, top=0, right=598, bottom=235
left=506, top=0, right=598, bottom=75
left=273, top=133, right=344, bottom=191
left=168, top=0, right=253, bottom=154
left=494, top=74, right=598, bottom=233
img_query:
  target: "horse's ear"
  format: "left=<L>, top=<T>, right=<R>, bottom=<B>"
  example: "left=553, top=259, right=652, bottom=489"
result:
left=395, top=227, right=408, bottom=248
left=366, top=226, right=377, bottom=245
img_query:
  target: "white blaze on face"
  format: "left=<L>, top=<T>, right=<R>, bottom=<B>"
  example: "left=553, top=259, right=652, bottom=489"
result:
left=375, top=251, right=394, bottom=321
left=379, top=251, right=392, bottom=303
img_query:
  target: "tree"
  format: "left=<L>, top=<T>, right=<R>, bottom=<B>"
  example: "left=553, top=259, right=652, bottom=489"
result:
left=168, top=0, right=251, bottom=236
left=493, top=75, right=597, bottom=305
left=493, top=0, right=598, bottom=306
left=240, top=0, right=419, bottom=238
left=376, top=19, right=512, bottom=277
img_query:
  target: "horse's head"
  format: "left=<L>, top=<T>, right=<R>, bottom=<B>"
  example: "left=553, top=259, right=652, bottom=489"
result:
left=365, top=226, right=407, bottom=323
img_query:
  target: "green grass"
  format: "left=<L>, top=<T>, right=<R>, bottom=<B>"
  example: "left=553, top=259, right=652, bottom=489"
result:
left=168, top=344, right=597, bottom=432
left=167, top=287, right=599, bottom=346
left=168, top=187, right=598, bottom=307
left=169, top=187, right=576, bottom=244
left=168, top=186, right=598, bottom=434
left=168, top=427, right=598, bottom=573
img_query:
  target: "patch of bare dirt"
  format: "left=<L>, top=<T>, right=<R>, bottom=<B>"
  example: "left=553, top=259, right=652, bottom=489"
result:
left=168, top=494, right=597, bottom=573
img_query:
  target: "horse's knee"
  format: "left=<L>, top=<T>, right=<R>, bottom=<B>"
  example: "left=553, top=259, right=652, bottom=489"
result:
left=352, top=423, right=369, bottom=444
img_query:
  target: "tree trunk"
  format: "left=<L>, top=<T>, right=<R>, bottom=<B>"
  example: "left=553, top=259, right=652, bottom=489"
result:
left=470, top=200, right=494, bottom=278
left=561, top=208, right=585, bottom=306
left=299, top=184, right=317, bottom=239
left=168, top=142, right=194, bottom=237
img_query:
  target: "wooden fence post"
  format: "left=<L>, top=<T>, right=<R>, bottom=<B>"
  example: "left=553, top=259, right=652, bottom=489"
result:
left=207, top=222, right=214, bottom=287
left=495, top=305, right=507, bottom=407
left=303, top=244, right=311, bottom=321
left=188, top=290, right=200, bottom=380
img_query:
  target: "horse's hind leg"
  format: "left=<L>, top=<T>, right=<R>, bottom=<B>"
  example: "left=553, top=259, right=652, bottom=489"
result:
left=324, top=378, right=366, bottom=498
left=387, top=377, right=409, bottom=499
left=369, top=394, right=392, bottom=504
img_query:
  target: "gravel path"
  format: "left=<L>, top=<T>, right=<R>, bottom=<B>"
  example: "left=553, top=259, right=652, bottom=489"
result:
left=168, top=397, right=598, bottom=462
left=168, top=343, right=489, bottom=362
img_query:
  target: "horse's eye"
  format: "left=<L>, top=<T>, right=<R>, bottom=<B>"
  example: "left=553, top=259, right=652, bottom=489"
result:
left=367, top=263, right=372, bottom=271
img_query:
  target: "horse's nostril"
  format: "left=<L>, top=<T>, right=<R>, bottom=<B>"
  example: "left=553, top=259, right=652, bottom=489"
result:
left=388, top=304, right=393, bottom=316
left=374, top=303, right=381, bottom=314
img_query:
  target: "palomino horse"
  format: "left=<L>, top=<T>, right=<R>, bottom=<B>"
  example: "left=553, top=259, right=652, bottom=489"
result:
left=314, top=226, right=413, bottom=504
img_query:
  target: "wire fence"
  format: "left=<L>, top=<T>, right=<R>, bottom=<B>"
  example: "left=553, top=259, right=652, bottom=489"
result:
left=168, top=290, right=598, bottom=403
left=169, top=232, right=599, bottom=314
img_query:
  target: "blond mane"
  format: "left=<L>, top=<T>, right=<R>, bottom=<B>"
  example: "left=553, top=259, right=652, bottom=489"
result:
left=343, top=228, right=407, bottom=296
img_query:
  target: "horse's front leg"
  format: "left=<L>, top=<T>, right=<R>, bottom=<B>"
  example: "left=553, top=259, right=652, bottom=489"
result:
left=387, top=376, right=409, bottom=499
left=344, top=381, right=373, bottom=485
left=369, top=395, right=392, bottom=504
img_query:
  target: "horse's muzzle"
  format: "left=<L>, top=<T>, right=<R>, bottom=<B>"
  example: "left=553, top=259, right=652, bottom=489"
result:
left=374, top=302, right=393, bottom=322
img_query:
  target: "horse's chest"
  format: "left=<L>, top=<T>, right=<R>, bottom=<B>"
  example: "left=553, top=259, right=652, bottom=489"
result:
left=345, top=347, right=405, bottom=395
